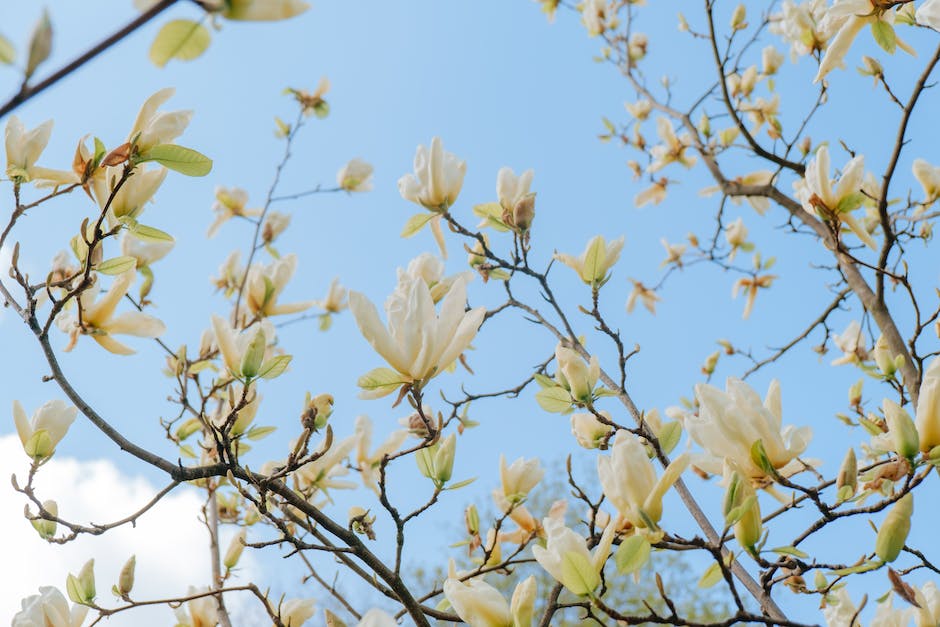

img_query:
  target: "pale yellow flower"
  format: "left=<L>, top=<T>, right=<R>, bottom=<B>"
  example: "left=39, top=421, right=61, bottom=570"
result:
left=532, top=518, right=616, bottom=596
left=398, top=136, right=466, bottom=211
left=337, top=158, right=374, bottom=192
left=4, top=116, right=78, bottom=185
left=173, top=587, right=218, bottom=627
left=12, top=586, right=88, bottom=627
left=13, top=400, right=77, bottom=461
left=128, top=88, right=193, bottom=153
left=208, top=186, right=262, bottom=238
left=554, top=235, right=624, bottom=286
left=245, top=254, right=314, bottom=317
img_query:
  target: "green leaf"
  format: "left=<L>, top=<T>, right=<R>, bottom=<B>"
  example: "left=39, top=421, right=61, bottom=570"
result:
left=239, top=329, right=266, bottom=379
left=400, top=213, right=435, bottom=238
left=871, top=21, right=896, bottom=54
left=535, top=386, right=574, bottom=414
left=129, top=223, right=174, bottom=243
left=149, top=19, right=211, bottom=67
left=471, top=202, right=510, bottom=232
left=139, top=144, right=213, bottom=177
left=95, top=256, right=137, bottom=276
left=179, top=444, right=197, bottom=459
left=698, top=561, right=724, bottom=588
left=657, top=421, right=682, bottom=455
left=0, top=33, right=15, bottom=65
left=533, top=373, right=556, bottom=389
left=443, top=477, right=477, bottom=491
left=25, top=10, right=52, bottom=81
left=725, top=495, right=757, bottom=527
left=357, top=367, right=407, bottom=398
left=834, top=192, right=866, bottom=214
left=244, top=425, right=276, bottom=441
left=560, top=551, right=600, bottom=596
left=614, top=535, right=651, bottom=574
left=750, top=439, right=779, bottom=479
left=258, top=354, right=292, bottom=380
left=771, top=546, right=810, bottom=559
left=829, top=560, right=881, bottom=576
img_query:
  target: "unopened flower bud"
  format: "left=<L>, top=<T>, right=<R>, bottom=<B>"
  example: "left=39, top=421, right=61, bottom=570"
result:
left=301, top=392, right=333, bottom=430
left=875, top=493, right=913, bottom=563
left=701, top=350, right=720, bottom=376
left=434, top=434, right=457, bottom=484
left=117, top=555, right=136, bottom=596
left=66, top=559, right=96, bottom=606
left=873, top=335, right=897, bottom=377
left=883, top=399, right=919, bottom=459
left=730, top=4, right=747, bottom=30
left=30, top=500, right=57, bottom=539
left=836, top=448, right=858, bottom=503
left=724, top=471, right=761, bottom=555
left=698, top=113, right=711, bottom=137
left=513, top=193, right=536, bottom=232
left=223, top=529, right=247, bottom=570
left=858, top=55, right=883, bottom=78
left=799, top=136, right=812, bottom=156
left=464, top=504, right=480, bottom=536
left=849, top=378, right=864, bottom=407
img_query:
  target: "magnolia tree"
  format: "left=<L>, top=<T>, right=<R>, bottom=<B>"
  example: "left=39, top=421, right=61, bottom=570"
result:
left=4, top=0, right=940, bottom=625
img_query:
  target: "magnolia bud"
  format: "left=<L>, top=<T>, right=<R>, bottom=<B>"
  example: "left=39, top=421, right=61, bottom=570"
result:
left=510, top=576, right=537, bottom=627
left=434, top=434, right=457, bottom=484
left=848, top=378, right=864, bottom=407
left=698, top=113, right=711, bottom=137
left=66, top=559, right=96, bottom=606
left=883, top=399, right=919, bottom=459
left=799, top=136, right=812, bottom=156
left=30, top=500, right=57, bottom=539
left=512, top=193, right=536, bottom=232
left=239, top=328, right=266, bottom=379
left=836, top=448, right=858, bottom=503
left=223, top=529, right=247, bottom=569
left=701, top=350, right=720, bottom=376
left=117, top=555, right=136, bottom=596
left=464, top=504, right=480, bottom=536
left=873, top=335, right=897, bottom=377
left=724, top=471, right=761, bottom=555
left=875, top=493, right=913, bottom=563
left=730, top=4, right=747, bottom=30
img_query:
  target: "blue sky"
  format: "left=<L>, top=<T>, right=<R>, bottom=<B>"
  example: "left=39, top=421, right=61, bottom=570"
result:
left=1, top=1, right=939, bottom=625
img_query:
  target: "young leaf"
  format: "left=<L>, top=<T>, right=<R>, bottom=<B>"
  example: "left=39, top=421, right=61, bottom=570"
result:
left=615, top=535, right=651, bottom=574
left=535, top=386, right=574, bottom=414
left=871, top=21, right=896, bottom=55
left=149, top=19, right=211, bottom=68
left=95, top=256, right=137, bottom=276
left=0, top=33, right=15, bottom=65
left=258, top=355, right=292, bottom=380
left=129, top=223, right=175, bottom=243
left=139, top=144, right=213, bottom=177
left=25, top=10, right=52, bottom=81
left=400, top=213, right=435, bottom=238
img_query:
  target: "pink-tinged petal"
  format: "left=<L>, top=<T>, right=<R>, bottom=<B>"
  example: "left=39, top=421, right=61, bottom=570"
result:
left=105, top=311, right=166, bottom=337
left=92, top=334, right=136, bottom=355
left=349, top=290, right=409, bottom=376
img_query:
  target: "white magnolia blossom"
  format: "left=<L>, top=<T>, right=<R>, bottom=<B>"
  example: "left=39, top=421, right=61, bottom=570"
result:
left=349, top=274, right=485, bottom=392
left=397, top=253, right=470, bottom=303
left=337, top=157, right=374, bottom=192
left=918, top=0, right=940, bottom=30
left=94, top=164, right=167, bottom=228
left=443, top=564, right=512, bottom=627
left=771, top=0, right=833, bottom=60
left=499, top=455, right=544, bottom=502
left=280, top=598, right=316, bottom=627
left=700, top=170, right=775, bottom=215
left=209, top=314, right=279, bottom=379
left=128, top=87, right=193, bottom=153
left=12, top=586, right=88, bottom=627
left=293, top=434, right=359, bottom=497
left=5, top=116, right=77, bottom=185
left=625, top=98, right=653, bottom=120
left=313, top=277, right=348, bottom=313
left=913, top=581, right=940, bottom=627
left=532, top=517, right=616, bottom=596
left=496, top=166, right=534, bottom=212
left=648, top=117, right=697, bottom=172
left=761, top=45, right=785, bottom=74
left=173, top=587, right=219, bottom=627
left=13, top=400, right=78, bottom=461
left=208, top=186, right=262, bottom=238
left=687, top=378, right=813, bottom=482
left=913, top=158, right=940, bottom=204
left=554, top=235, right=624, bottom=286
left=555, top=344, right=600, bottom=404
left=795, top=145, right=876, bottom=249
left=831, top=320, right=868, bottom=366
left=597, top=431, right=689, bottom=530
left=245, top=253, right=315, bottom=317
left=581, top=0, right=612, bottom=36
left=58, top=270, right=166, bottom=354
left=916, top=356, right=940, bottom=453
left=355, top=609, right=398, bottom=627
left=814, top=0, right=911, bottom=83
left=571, top=410, right=614, bottom=449
left=822, top=587, right=859, bottom=626
left=725, top=217, right=749, bottom=260
left=121, top=232, right=174, bottom=267
left=398, top=136, right=466, bottom=211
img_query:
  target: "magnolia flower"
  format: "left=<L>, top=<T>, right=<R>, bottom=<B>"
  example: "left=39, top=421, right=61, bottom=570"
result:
left=173, top=587, right=218, bottom=627
left=293, top=434, right=358, bottom=497
left=597, top=431, right=689, bottom=530
left=93, top=165, right=168, bottom=228
left=128, top=88, right=193, bottom=153
left=355, top=609, right=398, bottom=627
left=626, top=279, right=661, bottom=314
left=58, top=270, right=166, bottom=354
left=121, top=232, right=174, bottom=268
left=262, top=211, right=291, bottom=243
left=918, top=0, right=940, bottom=30
left=212, top=250, right=245, bottom=296
left=396, top=253, right=469, bottom=303
left=207, top=187, right=262, bottom=237
left=532, top=518, right=616, bottom=596
left=648, top=118, right=697, bottom=172
left=12, top=586, right=88, bottom=627
left=554, top=235, right=624, bottom=286
left=913, top=581, right=940, bottom=627
left=659, top=238, right=686, bottom=267
left=687, top=378, right=813, bottom=483
left=337, top=158, right=374, bottom=192
left=222, top=0, right=310, bottom=21
left=726, top=66, right=759, bottom=99
left=815, top=0, right=913, bottom=83
left=625, top=99, right=653, bottom=121
left=732, top=273, right=775, bottom=319
left=831, top=321, right=868, bottom=366
left=761, top=45, right=784, bottom=74
left=444, top=564, right=511, bottom=627
left=499, top=455, right=543, bottom=503
left=313, top=278, right=348, bottom=313
left=496, top=167, right=534, bottom=213
left=725, top=217, right=749, bottom=261
left=822, top=587, right=859, bottom=627
left=634, top=178, right=668, bottom=207
left=916, top=356, right=940, bottom=452
left=398, top=137, right=466, bottom=211
left=5, top=116, right=77, bottom=185
left=210, top=315, right=283, bottom=379
left=349, top=274, right=485, bottom=394
left=913, top=158, right=940, bottom=204
left=280, top=598, right=316, bottom=627
left=355, top=415, right=409, bottom=494
left=770, top=0, right=832, bottom=60
left=582, top=0, right=612, bottom=36
left=742, top=95, right=780, bottom=136
left=13, top=400, right=77, bottom=461
left=571, top=410, right=614, bottom=449
left=555, top=344, right=600, bottom=405
left=245, top=254, right=314, bottom=317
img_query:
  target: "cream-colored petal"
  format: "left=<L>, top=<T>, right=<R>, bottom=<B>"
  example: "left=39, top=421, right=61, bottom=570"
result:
left=85, top=271, right=134, bottom=326
left=104, top=311, right=166, bottom=337
left=349, top=291, right=409, bottom=376
left=92, top=334, right=136, bottom=355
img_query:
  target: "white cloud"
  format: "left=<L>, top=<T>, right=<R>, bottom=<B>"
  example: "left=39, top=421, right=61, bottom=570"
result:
left=0, top=434, right=260, bottom=625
